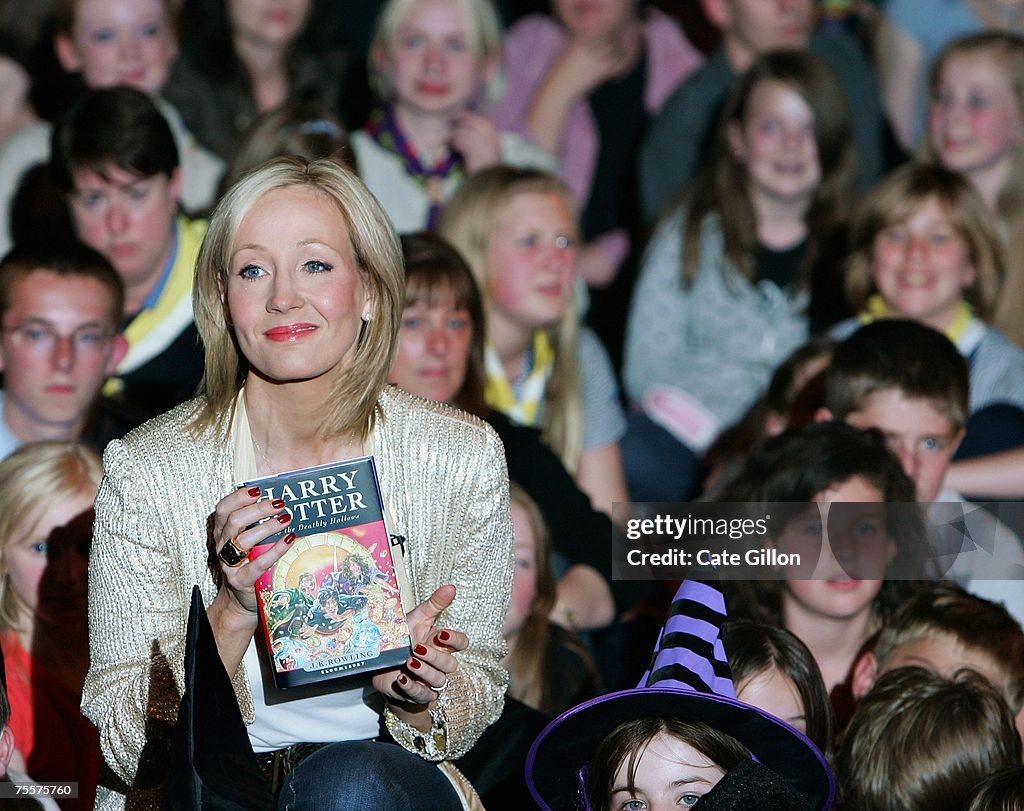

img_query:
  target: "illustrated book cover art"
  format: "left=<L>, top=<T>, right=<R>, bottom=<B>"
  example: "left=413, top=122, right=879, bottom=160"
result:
left=242, top=456, right=411, bottom=689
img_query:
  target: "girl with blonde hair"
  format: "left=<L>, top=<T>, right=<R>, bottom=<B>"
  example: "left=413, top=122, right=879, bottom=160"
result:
left=439, top=165, right=628, bottom=516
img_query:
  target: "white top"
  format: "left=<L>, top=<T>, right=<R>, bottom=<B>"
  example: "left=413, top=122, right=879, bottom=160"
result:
left=352, top=129, right=555, bottom=234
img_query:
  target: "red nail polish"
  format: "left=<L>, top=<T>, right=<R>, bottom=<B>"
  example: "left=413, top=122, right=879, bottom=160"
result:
left=276, top=513, right=291, bottom=524
left=409, top=658, right=422, bottom=670
left=247, top=487, right=261, bottom=497
left=284, top=533, right=296, bottom=545
left=271, top=499, right=285, bottom=509
left=399, top=675, right=408, bottom=686
left=414, top=644, right=428, bottom=656
left=438, top=630, right=451, bottom=643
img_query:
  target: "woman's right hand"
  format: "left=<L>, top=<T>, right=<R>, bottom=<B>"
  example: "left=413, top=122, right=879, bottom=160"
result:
left=212, top=485, right=295, bottom=616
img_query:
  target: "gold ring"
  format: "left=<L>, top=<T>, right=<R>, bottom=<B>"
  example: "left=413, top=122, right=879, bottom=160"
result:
left=218, top=537, right=248, bottom=567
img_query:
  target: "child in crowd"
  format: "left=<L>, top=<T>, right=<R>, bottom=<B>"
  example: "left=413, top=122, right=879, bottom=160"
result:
left=849, top=582, right=1024, bottom=729
left=720, top=421, right=925, bottom=725
left=527, top=579, right=835, bottom=810
left=167, top=0, right=343, bottom=163
left=723, top=618, right=833, bottom=756
left=0, top=240, right=139, bottom=461
left=494, top=0, right=703, bottom=363
left=504, top=484, right=600, bottom=719
left=0, top=441, right=103, bottom=809
left=835, top=667, right=1020, bottom=811
left=821, top=319, right=1024, bottom=622
left=50, top=86, right=207, bottom=417
left=439, top=166, right=628, bottom=517
left=389, top=231, right=624, bottom=627
left=924, top=31, right=1024, bottom=346
left=622, top=50, right=858, bottom=502
left=969, top=767, right=1024, bottom=811
left=0, top=0, right=222, bottom=255
left=839, top=162, right=1024, bottom=428
left=355, top=0, right=553, bottom=233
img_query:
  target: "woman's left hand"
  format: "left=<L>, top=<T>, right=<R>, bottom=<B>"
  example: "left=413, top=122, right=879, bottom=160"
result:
left=450, top=112, right=502, bottom=173
left=373, top=585, right=468, bottom=723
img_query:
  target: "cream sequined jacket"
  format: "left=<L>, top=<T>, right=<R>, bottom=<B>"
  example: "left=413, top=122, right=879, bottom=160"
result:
left=83, top=386, right=513, bottom=804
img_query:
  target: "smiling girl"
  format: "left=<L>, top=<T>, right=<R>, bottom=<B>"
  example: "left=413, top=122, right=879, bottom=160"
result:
left=355, top=0, right=553, bottom=233
left=621, top=50, right=857, bottom=501
left=924, top=32, right=1024, bottom=347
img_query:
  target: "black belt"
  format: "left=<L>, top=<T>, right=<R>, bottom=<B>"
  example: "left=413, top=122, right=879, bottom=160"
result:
left=253, top=742, right=328, bottom=794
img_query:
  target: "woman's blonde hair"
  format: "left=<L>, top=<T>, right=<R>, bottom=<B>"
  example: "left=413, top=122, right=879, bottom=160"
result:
left=190, top=156, right=405, bottom=439
left=439, top=165, right=583, bottom=470
left=844, top=163, right=1005, bottom=321
left=924, top=32, right=1024, bottom=345
left=368, top=0, right=505, bottom=109
left=0, top=442, right=102, bottom=633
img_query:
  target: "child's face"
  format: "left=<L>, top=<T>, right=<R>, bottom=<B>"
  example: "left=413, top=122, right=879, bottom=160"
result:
left=389, top=285, right=472, bottom=405
left=736, top=665, right=807, bottom=734
left=929, top=51, right=1023, bottom=182
left=609, top=731, right=726, bottom=810
left=870, top=195, right=976, bottom=332
left=68, top=164, right=181, bottom=297
left=383, top=0, right=486, bottom=118
left=56, top=0, right=177, bottom=94
left=780, top=476, right=890, bottom=624
left=228, top=0, right=312, bottom=50
left=845, top=391, right=962, bottom=503
left=485, top=191, right=577, bottom=342
left=3, top=489, right=95, bottom=627
left=0, top=271, right=123, bottom=441
left=503, top=501, right=538, bottom=639
left=728, top=79, right=821, bottom=209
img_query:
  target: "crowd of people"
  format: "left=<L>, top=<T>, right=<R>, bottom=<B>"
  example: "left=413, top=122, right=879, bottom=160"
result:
left=1, top=0, right=1024, bottom=809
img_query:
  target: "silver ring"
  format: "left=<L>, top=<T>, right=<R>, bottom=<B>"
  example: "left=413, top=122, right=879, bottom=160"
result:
left=218, top=537, right=247, bottom=567
left=431, top=677, right=450, bottom=693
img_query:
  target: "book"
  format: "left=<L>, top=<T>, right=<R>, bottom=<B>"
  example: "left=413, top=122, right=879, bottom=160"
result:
left=241, top=456, right=411, bottom=689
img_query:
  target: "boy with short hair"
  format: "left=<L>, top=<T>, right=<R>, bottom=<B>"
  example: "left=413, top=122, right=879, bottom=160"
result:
left=850, top=581, right=1024, bottom=722
left=51, top=85, right=208, bottom=417
left=0, top=240, right=137, bottom=459
left=820, top=319, right=1024, bottom=623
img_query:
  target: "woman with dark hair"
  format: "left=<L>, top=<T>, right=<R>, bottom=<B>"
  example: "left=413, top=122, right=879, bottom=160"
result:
left=165, top=0, right=346, bottom=161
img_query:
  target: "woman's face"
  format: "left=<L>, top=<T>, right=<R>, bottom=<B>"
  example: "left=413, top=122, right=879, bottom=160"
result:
left=383, top=0, right=485, bottom=118
left=485, top=191, right=577, bottom=344
left=57, top=0, right=177, bottom=94
left=228, top=0, right=312, bottom=50
left=3, top=489, right=94, bottom=628
left=929, top=51, right=1023, bottom=182
left=552, top=0, right=636, bottom=39
left=780, top=476, right=891, bottom=624
left=736, top=666, right=807, bottom=734
left=502, top=500, right=539, bottom=639
left=224, top=185, right=371, bottom=388
left=388, top=284, right=472, bottom=404
left=728, top=79, right=821, bottom=208
left=609, top=732, right=726, bottom=810
left=870, top=194, right=976, bottom=332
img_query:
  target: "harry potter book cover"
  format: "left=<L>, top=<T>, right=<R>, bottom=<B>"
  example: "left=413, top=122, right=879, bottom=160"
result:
left=242, top=456, right=411, bottom=689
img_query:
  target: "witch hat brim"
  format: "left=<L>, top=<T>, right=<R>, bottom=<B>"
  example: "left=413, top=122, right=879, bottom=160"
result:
left=162, top=586, right=275, bottom=811
left=525, top=687, right=835, bottom=810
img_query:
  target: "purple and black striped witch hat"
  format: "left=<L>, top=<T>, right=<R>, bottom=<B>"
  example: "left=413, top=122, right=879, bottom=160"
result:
left=525, top=580, right=836, bottom=810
